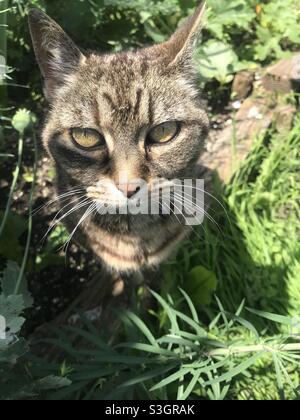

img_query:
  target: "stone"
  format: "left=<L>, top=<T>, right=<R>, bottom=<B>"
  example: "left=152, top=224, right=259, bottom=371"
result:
left=232, top=70, right=255, bottom=100
left=262, top=53, right=300, bottom=93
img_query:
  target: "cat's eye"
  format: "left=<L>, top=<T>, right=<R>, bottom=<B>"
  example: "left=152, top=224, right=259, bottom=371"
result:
left=71, top=128, right=105, bottom=149
left=147, top=121, right=180, bottom=145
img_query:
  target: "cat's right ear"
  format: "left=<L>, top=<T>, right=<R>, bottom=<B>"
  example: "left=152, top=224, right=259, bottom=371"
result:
left=158, top=2, right=206, bottom=74
left=28, top=9, right=85, bottom=100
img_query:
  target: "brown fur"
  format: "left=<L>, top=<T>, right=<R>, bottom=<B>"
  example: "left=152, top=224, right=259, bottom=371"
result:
left=29, top=3, right=209, bottom=274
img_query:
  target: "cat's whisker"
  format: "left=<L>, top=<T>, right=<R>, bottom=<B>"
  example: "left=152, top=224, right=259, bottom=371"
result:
left=172, top=197, right=222, bottom=247
left=32, top=188, right=85, bottom=215
left=167, top=195, right=210, bottom=242
left=63, top=202, right=98, bottom=254
left=150, top=188, right=210, bottom=225
left=154, top=184, right=221, bottom=231
left=51, top=198, right=92, bottom=230
left=173, top=189, right=218, bottom=220
left=172, top=182, right=231, bottom=225
left=32, top=188, right=85, bottom=216
left=174, top=188, right=220, bottom=220
left=45, top=195, right=88, bottom=233
left=179, top=194, right=219, bottom=229
left=172, top=192, right=222, bottom=233
left=162, top=196, right=205, bottom=242
left=159, top=198, right=182, bottom=226
left=41, top=197, right=92, bottom=245
left=41, top=194, right=89, bottom=243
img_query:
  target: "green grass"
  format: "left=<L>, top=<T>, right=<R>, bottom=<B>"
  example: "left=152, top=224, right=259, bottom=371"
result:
left=202, top=120, right=299, bottom=316
left=158, top=117, right=300, bottom=399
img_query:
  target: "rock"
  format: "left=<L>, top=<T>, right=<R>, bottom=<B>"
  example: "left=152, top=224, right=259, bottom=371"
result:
left=274, top=104, right=296, bottom=133
left=200, top=54, right=300, bottom=183
left=232, top=70, right=255, bottom=100
left=262, top=53, right=300, bottom=93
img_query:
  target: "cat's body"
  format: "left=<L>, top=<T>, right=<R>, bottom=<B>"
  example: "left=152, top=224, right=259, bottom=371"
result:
left=29, top=3, right=209, bottom=275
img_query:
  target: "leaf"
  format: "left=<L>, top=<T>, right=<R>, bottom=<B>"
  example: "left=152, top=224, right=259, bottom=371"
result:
left=173, top=310, right=207, bottom=337
left=151, top=290, right=180, bottom=333
left=35, top=225, right=69, bottom=271
left=179, top=288, right=199, bottom=323
left=46, top=381, right=90, bottom=401
left=64, top=325, right=113, bottom=352
left=119, top=364, right=177, bottom=389
left=117, top=342, right=174, bottom=357
left=0, top=261, right=33, bottom=307
left=0, top=338, right=29, bottom=364
left=205, top=352, right=263, bottom=386
left=179, top=370, right=202, bottom=401
left=143, top=20, right=166, bottom=43
left=184, top=266, right=217, bottom=307
left=70, top=367, right=118, bottom=381
left=0, top=212, right=27, bottom=263
left=157, top=335, right=199, bottom=350
left=229, top=314, right=259, bottom=339
left=0, top=294, right=26, bottom=343
left=22, top=169, right=34, bottom=183
left=150, top=368, right=190, bottom=392
left=272, top=354, right=285, bottom=400
left=35, top=376, right=72, bottom=391
left=119, top=309, right=158, bottom=347
left=196, top=41, right=241, bottom=84
left=246, top=308, right=293, bottom=326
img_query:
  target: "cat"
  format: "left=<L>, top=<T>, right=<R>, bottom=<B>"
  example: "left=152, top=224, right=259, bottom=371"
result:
left=28, top=2, right=209, bottom=279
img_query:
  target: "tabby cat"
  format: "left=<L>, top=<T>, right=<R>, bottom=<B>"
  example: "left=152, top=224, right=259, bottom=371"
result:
left=28, top=2, right=209, bottom=277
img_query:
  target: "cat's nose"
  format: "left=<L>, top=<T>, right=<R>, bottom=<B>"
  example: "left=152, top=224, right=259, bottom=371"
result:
left=117, top=182, right=141, bottom=199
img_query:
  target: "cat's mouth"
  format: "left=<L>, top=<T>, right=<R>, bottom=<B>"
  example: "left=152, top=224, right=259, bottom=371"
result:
left=86, top=181, right=184, bottom=219
left=86, top=183, right=155, bottom=216
left=87, top=183, right=144, bottom=201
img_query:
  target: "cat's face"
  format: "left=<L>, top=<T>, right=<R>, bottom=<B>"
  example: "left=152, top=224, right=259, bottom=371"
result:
left=29, top=4, right=208, bottom=219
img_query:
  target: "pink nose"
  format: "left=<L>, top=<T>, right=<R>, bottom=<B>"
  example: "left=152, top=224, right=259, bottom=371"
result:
left=116, top=182, right=141, bottom=198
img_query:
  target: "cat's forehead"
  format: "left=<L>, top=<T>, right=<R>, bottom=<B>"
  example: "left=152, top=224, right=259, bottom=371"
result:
left=82, top=51, right=177, bottom=105
left=53, top=51, right=200, bottom=131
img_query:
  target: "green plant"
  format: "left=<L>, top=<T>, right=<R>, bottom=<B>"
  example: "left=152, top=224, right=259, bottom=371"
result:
left=34, top=292, right=300, bottom=400
left=0, top=0, right=8, bottom=105
left=7, top=0, right=300, bottom=98
left=0, top=261, right=72, bottom=399
left=0, top=108, right=74, bottom=398
left=196, top=40, right=245, bottom=85
left=0, top=0, right=8, bottom=67
left=254, top=0, right=300, bottom=61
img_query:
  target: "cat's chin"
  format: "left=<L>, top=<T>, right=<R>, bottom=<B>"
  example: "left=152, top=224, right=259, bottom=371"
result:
left=68, top=212, right=190, bottom=273
left=92, top=212, right=172, bottom=235
left=88, top=219, right=189, bottom=273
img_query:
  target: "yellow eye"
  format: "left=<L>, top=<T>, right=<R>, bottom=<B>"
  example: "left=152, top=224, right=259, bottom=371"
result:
left=148, top=121, right=180, bottom=144
left=71, top=128, right=105, bottom=149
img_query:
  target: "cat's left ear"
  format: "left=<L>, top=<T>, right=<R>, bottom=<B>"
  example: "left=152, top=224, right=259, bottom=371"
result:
left=28, top=9, right=85, bottom=100
left=162, top=2, right=206, bottom=70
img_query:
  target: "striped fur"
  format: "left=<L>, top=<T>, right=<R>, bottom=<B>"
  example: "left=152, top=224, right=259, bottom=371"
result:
left=29, top=4, right=209, bottom=274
